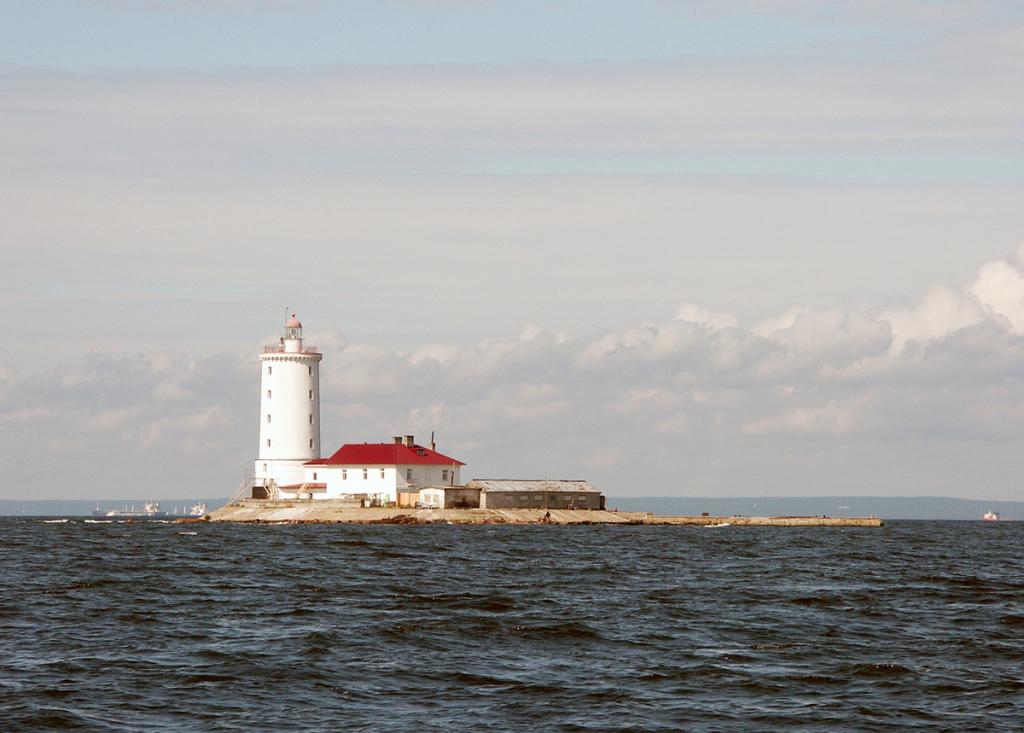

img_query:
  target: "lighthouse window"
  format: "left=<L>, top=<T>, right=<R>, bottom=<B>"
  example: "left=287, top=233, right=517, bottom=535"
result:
left=308, top=366, right=313, bottom=376
left=267, top=389, right=271, bottom=399
left=308, top=414, right=313, bottom=424
left=308, top=390, right=313, bottom=399
left=266, top=414, right=271, bottom=424
left=362, top=469, right=368, bottom=480
left=312, top=472, right=317, bottom=481
left=267, top=366, right=272, bottom=375
left=309, top=439, right=313, bottom=448
left=266, top=439, right=271, bottom=447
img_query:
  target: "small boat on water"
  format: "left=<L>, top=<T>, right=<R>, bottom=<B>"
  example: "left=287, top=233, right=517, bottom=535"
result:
left=982, top=511, right=1001, bottom=522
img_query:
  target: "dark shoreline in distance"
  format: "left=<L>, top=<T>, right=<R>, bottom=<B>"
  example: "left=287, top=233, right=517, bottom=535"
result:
left=1, top=495, right=1021, bottom=520
left=607, top=495, right=1023, bottom=522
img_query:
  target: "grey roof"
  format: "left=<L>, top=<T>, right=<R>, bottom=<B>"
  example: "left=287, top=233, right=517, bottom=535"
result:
left=466, top=479, right=601, bottom=494
left=415, top=484, right=479, bottom=491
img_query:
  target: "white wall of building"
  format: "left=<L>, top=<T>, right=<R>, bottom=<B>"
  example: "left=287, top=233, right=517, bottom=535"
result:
left=302, top=465, right=398, bottom=501
left=257, top=352, right=321, bottom=459
left=254, top=327, right=322, bottom=490
left=301, top=463, right=462, bottom=502
left=256, top=458, right=309, bottom=488
left=418, top=488, right=444, bottom=508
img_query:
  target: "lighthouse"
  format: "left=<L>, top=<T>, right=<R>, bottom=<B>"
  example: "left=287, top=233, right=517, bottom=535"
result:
left=254, top=313, right=322, bottom=492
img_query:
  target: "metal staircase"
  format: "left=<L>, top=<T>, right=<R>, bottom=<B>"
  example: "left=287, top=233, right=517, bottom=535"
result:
left=227, top=472, right=283, bottom=505
left=227, top=472, right=256, bottom=505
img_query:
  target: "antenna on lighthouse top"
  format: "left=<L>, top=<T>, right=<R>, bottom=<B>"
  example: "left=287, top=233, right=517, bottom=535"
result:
left=284, top=306, right=289, bottom=326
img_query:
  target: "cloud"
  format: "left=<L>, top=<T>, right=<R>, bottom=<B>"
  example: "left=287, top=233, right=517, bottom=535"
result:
left=743, top=398, right=865, bottom=436
left=969, top=245, right=1024, bottom=333
left=2, top=3, right=1022, bottom=503
left=769, top=306, right=892, bottom=368
left=0, top=406, right=59, bottom=424
left=5, top=241, right=1024, bottom=500
left=876, top=245, right=1024, bottom=359
left=881, top=286, right=983, bottom=355
left=675, top=304, right=737, bottom=331
left=3, top=61, right=1020, bottom=367
left=2, top=54, right=1020, bottom=192
left=89, top=405, right=145, bottom=430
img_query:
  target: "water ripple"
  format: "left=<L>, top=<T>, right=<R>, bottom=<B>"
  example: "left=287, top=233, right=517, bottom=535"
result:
left=1, top=519, right=1022, bottom=731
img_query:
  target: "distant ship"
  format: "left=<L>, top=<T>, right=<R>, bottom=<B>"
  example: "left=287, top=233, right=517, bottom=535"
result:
left=90, top=502, right=207, bottom=519
left=982, top=511, right=1001, bottom=522
left=92, top=501, right=167, bottom=519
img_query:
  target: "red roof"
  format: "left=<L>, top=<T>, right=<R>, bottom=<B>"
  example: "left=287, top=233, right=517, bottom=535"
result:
left=306, top=443, right=465, bottom=467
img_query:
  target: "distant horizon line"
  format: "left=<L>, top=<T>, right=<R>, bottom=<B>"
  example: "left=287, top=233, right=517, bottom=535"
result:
left=1, top=495, right=1020, bottom=504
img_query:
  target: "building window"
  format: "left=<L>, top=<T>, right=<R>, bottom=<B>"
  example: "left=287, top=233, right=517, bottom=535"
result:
left=266, top=439, right=271, bottom=447
left=406, top=468, right=413, bottom=482
left=363, top=469, right=368, bottom=480
left=380, top=468, right=385, bottom=479
left=342, top=469, right=347, bottom=480
left=267, top=366, right=272, bottom=375
left=308, top=389, right=313, bottom=399
left=267, top=389, right=271, bottom=399
left=442, top=469, right=449, bottom=482
left=266, top=414, right=271, bottom=423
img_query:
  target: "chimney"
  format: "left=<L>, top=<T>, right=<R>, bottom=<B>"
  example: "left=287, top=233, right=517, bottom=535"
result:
left=404, top=435, right=415, bottom=447
left=392, top=436, right=402, bottom=445
left=430, top=430, right=436, bottom=452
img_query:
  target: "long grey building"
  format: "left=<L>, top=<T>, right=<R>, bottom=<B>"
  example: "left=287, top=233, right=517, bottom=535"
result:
left=467, top=479, right=605, bottom=510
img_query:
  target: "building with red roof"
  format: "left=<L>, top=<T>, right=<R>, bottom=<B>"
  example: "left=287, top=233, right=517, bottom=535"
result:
left=274, top=434, right=465, bottom=504
left=308, top=440, right=465, bottom=469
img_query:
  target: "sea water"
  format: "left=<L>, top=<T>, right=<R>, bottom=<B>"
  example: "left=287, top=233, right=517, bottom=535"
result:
left=1, top=519, right=1022, bottom=731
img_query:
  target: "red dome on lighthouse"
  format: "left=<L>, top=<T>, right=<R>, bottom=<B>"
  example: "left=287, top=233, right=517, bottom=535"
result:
left=285, top=313, right=302, bottom=329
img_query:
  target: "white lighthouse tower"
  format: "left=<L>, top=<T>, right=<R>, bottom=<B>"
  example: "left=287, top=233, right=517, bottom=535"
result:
left=254, top=312, right=322, bottom=494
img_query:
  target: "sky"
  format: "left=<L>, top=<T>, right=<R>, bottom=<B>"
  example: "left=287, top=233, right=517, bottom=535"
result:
left=1, top=1, right=1023, bottom=500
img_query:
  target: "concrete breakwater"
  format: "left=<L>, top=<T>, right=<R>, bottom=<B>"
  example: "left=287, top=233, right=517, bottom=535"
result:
left=209, top=500, right=883, bottom=526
